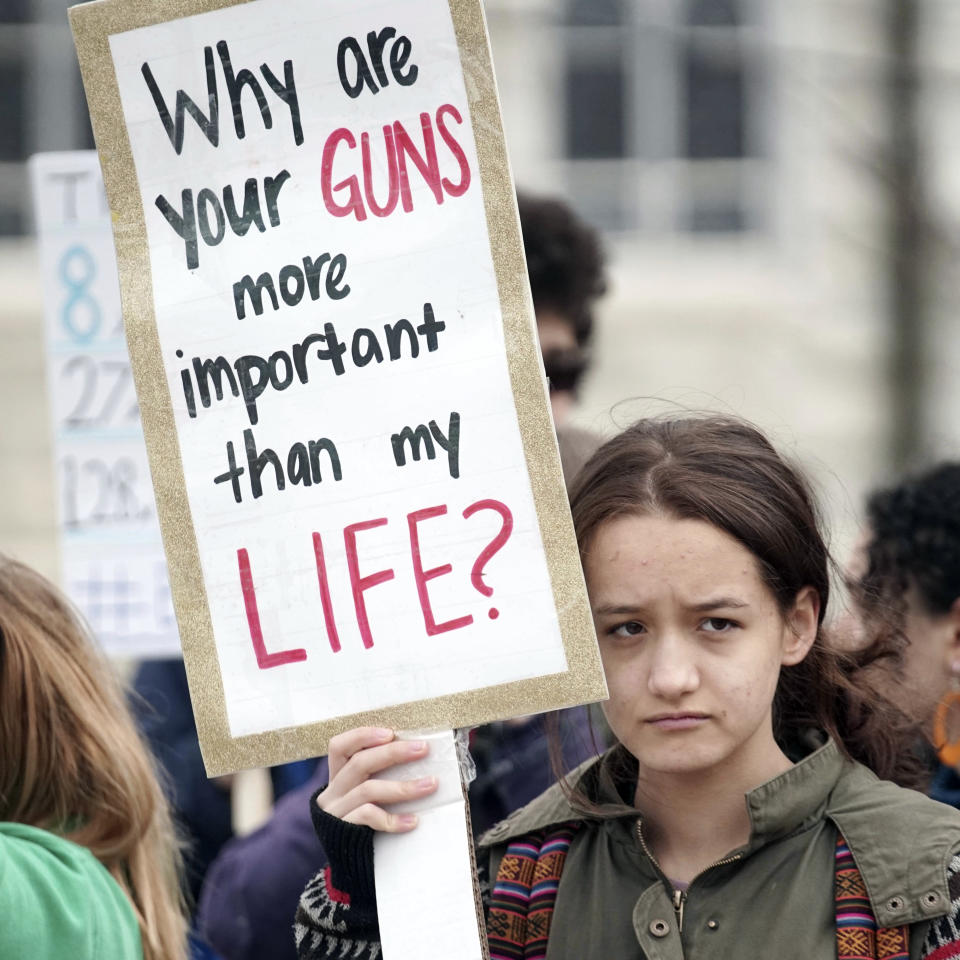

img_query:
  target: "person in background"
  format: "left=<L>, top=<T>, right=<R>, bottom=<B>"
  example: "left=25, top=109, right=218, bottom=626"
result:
left=131, top=660, right=234, bottom=911
left=132, top=659, right=321, bottom=958
left=0, top=556, right=188, bottom=960
left=517, top=191, right=607, bottom=488
left=196, top=192, right=608, bottom=960
left=847, top=462, right=960, bottom=806
left=197, top=760, right=330, bottom=960
left=517, top=191, right=605, bottom=429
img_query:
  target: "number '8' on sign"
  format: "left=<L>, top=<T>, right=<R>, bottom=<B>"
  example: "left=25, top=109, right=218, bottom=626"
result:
left=59, top=245, right=101, bottom=344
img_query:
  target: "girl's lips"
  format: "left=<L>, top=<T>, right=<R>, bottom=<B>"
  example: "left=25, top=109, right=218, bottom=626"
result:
left=645, top=714, right=710, bottom=731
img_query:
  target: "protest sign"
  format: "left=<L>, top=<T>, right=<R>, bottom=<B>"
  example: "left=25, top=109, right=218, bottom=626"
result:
left=71, top=0, right=606, bottom=776
left=29, top=151, right=179, bottom=658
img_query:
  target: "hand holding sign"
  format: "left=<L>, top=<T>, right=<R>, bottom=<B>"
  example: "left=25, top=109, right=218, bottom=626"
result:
left=318, top=728, right=437, bottom=832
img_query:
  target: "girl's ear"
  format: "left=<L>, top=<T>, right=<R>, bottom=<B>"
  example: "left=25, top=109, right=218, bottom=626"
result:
left=781, top=586, right=820, bottom=666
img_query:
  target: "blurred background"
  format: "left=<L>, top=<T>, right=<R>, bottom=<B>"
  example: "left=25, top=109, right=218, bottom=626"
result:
left=2, top=0, right=959, bottom=581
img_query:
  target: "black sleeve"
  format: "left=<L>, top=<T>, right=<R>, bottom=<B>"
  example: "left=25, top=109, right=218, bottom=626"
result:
left=294, top=789, right=382, bottom=960
left=295, top=789, right=495, bottom=960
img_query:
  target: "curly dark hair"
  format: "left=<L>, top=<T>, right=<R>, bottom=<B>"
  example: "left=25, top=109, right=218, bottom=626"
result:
left=856, top=463, right=960, bottom=622
left=517, top=191, right=606, bottom=352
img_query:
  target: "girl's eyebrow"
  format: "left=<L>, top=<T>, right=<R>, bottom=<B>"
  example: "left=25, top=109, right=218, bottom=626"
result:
left=592, top=598, right=749, bottom=616
left=689, top=597, right=749, bottom=612
left=591, top=603, right=646, bottom=616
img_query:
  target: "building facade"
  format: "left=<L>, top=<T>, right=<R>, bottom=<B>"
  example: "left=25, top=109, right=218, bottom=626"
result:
left=0, top=0, right=956, bottom=576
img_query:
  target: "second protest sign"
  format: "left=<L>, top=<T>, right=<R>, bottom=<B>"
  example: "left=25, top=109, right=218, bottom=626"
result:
left=71, top=0, right=606, bottom=775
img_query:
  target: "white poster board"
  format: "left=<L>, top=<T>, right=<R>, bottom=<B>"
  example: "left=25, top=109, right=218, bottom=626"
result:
left=29, top=151, right=180, bottom=658
left=72, top=0, right=606, bottom=775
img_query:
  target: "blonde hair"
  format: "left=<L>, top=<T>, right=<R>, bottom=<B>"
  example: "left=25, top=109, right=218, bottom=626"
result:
left=0, top=557, right=187, bottom=960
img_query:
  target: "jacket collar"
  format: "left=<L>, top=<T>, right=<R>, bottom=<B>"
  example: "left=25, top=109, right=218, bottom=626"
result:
left=736, top=736, right=956, bottom=927
left=479, top=738, right=960, bottom=927
left=480, top=739, right=843, bottom=848
left=825, top=757, right=960, bottom=927
left=476, top=754, right=598, bottom=848
left=742, top=736, right=843, bottom=848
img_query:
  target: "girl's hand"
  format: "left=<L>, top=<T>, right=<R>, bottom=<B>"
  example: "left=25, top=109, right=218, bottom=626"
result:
left=316, top=727, right=438, bottom=832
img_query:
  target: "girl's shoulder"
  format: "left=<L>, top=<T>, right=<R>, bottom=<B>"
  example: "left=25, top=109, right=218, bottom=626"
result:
left=477, top=753, right=605, bottom=851
left=826, top=760, right=960, bottom=930
left=0, top=822, right=143, bottom=959
left=0, top=821, right=107, bottom=885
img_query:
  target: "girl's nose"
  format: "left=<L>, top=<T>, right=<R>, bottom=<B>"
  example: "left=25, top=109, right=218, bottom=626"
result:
left=646, top=635, right=699, bottom=700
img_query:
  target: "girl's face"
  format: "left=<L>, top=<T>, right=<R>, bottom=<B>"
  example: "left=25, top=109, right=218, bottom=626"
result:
left=586, top=513, right=817, bottom=781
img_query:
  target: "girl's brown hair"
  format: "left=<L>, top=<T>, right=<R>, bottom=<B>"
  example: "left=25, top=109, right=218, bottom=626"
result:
left=567, top=415, right=926, bottom=789
left=0, top=557, right=188, bottom=960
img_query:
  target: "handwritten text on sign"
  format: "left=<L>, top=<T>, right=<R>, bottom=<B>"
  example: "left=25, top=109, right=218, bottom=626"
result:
left=108, top=0, right=567, bottom=737
left=29, top=152, right=179, bottom=658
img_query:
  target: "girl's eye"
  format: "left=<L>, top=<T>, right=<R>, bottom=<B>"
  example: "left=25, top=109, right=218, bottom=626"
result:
left=701, top=617, right=736, bottom=633
left=611, top=620, right=645, bottom=638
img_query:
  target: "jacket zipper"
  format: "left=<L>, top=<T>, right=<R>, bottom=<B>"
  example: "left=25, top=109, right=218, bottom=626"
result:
left=672, top=888, right=685, bottom=932
left=635, top=820, right=742, bottom=934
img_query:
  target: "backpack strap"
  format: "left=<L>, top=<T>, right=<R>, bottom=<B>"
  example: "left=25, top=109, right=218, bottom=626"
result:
left=487, top=822, right=579, bottom=960
left=836, top=833, right=910, bottom=960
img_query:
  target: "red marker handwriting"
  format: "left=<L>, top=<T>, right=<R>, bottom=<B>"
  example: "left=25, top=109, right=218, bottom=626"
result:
left=237, top=547, right=308, bottom=669
left=237, top=498, right=514, bottom=668
left=462, top=499, right=514, bottom=620
left=344, top=517, right=394, bottom=649
left=408, top=505, right=473, bottom=636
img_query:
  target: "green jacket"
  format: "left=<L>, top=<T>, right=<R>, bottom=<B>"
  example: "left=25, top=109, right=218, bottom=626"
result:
left=0, top=822, right=143, bottom=960
left=478, top=740, right=960, bottom=960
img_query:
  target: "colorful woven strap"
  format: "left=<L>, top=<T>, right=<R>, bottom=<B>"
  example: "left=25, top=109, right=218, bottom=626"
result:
left=487, top=822, right=579, bottom=960
left=836, top=834, right=910, bottom=960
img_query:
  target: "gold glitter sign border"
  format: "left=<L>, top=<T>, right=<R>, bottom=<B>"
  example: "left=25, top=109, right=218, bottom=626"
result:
left=70, top=0, right=607, bottom=776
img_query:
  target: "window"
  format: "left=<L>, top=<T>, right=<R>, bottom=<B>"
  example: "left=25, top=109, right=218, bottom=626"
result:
left=0, top=60, right=26, bottom=164
left=565, top=0, right=625, bottom=160
left=0, top=0, right=95, bottom=235
left=562, top=0, right=765, bottom=234
left=0, top=0, right=31, bottom=24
